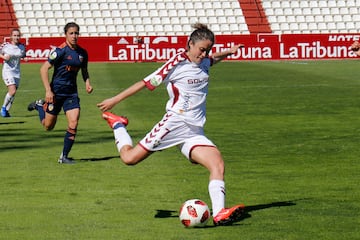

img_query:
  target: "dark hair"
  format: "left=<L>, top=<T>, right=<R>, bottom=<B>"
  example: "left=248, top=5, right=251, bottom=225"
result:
left=64, top=22, right=80, bottom=34
left=187, top=23, right=215, bottom=49
left=11, top=28, right=21, bottom=35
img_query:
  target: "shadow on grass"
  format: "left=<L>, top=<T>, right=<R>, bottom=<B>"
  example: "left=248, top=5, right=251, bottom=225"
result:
left=155, top=200, right=298, bottom=227
left=78, top=155, right=119, bottom=161
left=0, top=121, right=25, bottom=125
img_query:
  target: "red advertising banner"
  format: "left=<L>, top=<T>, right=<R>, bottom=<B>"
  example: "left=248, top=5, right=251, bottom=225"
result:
left=22, top=33, right=360, bottom=63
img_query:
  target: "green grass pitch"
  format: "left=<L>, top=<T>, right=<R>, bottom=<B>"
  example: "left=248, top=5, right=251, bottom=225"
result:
left=0, top=60, right=359, bottom=239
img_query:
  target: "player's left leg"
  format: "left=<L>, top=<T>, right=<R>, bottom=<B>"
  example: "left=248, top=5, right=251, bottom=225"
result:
left=190, top=146, right=245, bottom=226
left=1, top=83, right=16, bottom=117
left=190, top=146, right=225, bottom=213
left=58, top=107, right=79, bottom=164
left=58, top=95, right=81, bottom=164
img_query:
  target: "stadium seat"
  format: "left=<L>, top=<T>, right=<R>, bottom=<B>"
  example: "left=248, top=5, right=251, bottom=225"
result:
left=339, top=8, right=349, bottom=15
left=287, top=16, right=296, bottom=23
left=318, top=1, right=327, bottom=8
left=203, top=2, right=212, bottom=9
left=296, top=16, right=305, bottom=23
left=229, top=24, right=239, bottom=32
left=299, top=1, right=309, bottom=8
left=321, top=8, right=330, bottom=15
left=49, top=26, right=60, bottom=35
left=63, top=10, right=73, bottom=19
left=312, top=8, right=321, bottom=15
left=280, top=23, right=290, bottom=31
left=290, top=1, right=299, bottom=8
left=277, top=14, right=287, bottom=22
left=271, top=1, right=280, bottom=8
left=314, top=15, right=324, bottom=23
left=218, top=16, right=227, bottom=24
left=345, top=22, right=355, bottom=30
left=308, top=22, right=318, bottom=31
left=289, top=23, right=299, bottom=32
left=173, top=25, right=183, bottom=34
left=283, top=8, right=293, bottom=16
left=144, top=24, right=154, bottom=34
left=327, top=0, right=337, bottom=7
left=116, top=25, right=125, bottom=34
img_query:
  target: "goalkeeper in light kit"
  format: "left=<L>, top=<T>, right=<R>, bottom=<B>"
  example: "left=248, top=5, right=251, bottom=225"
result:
left=97, top=23, right=245, bottom=226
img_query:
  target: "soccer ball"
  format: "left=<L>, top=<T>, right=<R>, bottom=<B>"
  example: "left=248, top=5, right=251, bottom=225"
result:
left=179, top=199, right=210, bottom=227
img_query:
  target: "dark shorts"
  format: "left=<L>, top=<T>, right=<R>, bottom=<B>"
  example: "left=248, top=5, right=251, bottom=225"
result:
left=46, top=95, right=80, bottom=115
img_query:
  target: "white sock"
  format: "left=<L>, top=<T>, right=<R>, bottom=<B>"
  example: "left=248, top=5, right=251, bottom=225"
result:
left=208, top=179, right=226, bottom=216
left=3, top=93, right=14, bottom=110
left=113, top=126, right=133, bottom=152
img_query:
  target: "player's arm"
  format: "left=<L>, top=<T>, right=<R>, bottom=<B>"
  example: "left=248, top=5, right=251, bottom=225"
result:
left=0, top=53, right=10, bottom=61
left=0, top=43, right=10, bottom=61
left=211, top=44, right=244, bottom=64
left=351, top=41, right=360, bottom=56
left=81, top=67, right=93, bottom=94
left=97, top=80, right=146, bottom=112
left=40, top=61, right=55, bottom=103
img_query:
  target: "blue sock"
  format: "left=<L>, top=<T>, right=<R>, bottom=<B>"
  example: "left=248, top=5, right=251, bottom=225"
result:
left=35, top=104, right=45, bottom=122
left=113, top=122, right=124, bottom=129
left=62, top=128, right=76, bottom=157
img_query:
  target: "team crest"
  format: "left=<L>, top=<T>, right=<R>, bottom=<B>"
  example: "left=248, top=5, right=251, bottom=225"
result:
left=150, top=75, right=162, bottom=87
left=48, top=103, right=54, bottom=111
left=49, top=50, right=57, bottom=60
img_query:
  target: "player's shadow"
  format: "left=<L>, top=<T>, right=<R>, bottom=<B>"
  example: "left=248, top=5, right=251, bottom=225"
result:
left=237, top=200, right=297, bottom=223
left=78, top=156, right=119, bottom=162
left=0, top=121, right=25, bottom=125
left=154, top=200, right=298, bottom=226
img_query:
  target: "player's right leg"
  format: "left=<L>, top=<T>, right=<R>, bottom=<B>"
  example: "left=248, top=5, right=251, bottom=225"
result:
left=102, top=112, right=151, bottom=165
left=28, top=99, right=46, bottom=122
left=28, top=99, right=59, bottom=130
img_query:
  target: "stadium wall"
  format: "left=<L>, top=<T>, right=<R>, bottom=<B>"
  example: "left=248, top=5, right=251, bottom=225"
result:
left=23, top=33, right=360, bottom=63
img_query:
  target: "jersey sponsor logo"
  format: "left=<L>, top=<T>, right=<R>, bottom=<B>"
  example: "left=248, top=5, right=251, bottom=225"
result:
left=65, top=65, right=80, bottom=72
left=187, top=78, right=208, bottom=84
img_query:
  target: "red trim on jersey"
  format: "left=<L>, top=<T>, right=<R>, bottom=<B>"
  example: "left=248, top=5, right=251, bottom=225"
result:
left=58, top=42, right=84, bottom=51
left=171, top=82, right=179, bottom=107
left=0, top=42, right=9, bottom=50
left=143, top=79, right=156, bottom=91
left=143, top=51, right=188, bottom=91
left=138, top=142, right=152, bottom=153
left=58, top=42, right=67, bottom=48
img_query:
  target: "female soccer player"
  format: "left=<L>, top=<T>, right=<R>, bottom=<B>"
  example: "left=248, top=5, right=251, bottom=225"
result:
left=0, top=28, right=26, bottom=117
left=351, top=40, right=360, bottom=56
left=97, top=23, right=244, bottom=226
left=28, top=22, right=93, bottom=164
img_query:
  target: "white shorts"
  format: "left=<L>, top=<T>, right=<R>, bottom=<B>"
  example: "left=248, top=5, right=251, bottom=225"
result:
left=139, top=113, right=216, bottom=160
left=3, top=75, right=20, bottom=87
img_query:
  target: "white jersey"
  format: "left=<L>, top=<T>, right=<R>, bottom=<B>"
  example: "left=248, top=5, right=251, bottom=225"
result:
left=143, top=52, right=213, bottom=127
left=1, top=42, right=26, bottom=79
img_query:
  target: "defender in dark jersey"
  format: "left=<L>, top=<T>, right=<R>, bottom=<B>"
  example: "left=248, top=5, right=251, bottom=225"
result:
left=28, top=22, right=93, bottom=164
